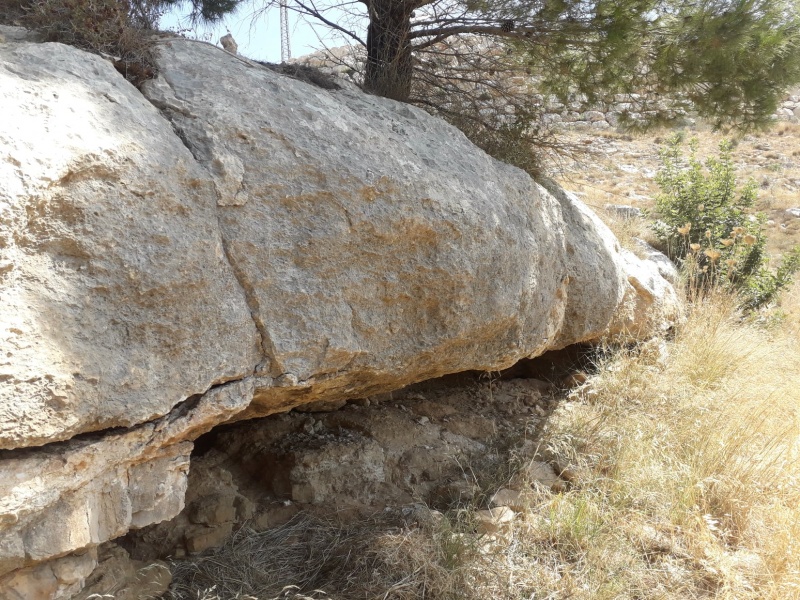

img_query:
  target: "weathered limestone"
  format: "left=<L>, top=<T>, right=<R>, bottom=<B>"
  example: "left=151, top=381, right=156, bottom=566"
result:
left=0, top=550, right=97, bottom=600
left=142, top=38, right=678, bottom=417
left=145, top=39, right=572, bottom=411
left=0, top=38, right=261, bottom=450
left=0, top=379, right=254, bottom=587
left=609, top=248, right=681, bottom=340
left=538, top=182, right=631, bottom=348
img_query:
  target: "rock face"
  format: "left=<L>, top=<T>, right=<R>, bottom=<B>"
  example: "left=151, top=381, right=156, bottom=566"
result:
left=142, top=38, right=678, bottom=414
left=0, top=39, right=261, bottom=451
left=0, top=29, right=679, bottom=598
left=0, top=379, right=254, bottom=594
left=144, top=38, right=569, bottom=413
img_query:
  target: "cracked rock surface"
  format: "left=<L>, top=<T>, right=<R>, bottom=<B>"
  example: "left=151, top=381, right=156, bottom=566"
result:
left=0, top=37, right=261, bottom=451
left=142, top=38, right=677, bottom=417
left=0, top=379, right=254, bottom=588
left=0, top=28, right=679, bottom=599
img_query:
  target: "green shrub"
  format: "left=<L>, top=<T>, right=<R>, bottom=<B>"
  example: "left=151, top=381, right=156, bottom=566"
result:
left=651, top=133, right=800, bottom=310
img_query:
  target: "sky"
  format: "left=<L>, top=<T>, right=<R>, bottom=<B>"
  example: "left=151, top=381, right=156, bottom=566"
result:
left=159, top=2, right=363, bottom=63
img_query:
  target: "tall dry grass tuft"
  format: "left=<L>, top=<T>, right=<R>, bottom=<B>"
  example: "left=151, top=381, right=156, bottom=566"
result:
left=540, top=289, right=800, bottom=599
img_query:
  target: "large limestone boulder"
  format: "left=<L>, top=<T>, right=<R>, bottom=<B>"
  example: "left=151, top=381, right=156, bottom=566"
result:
left=0, top=30, right=679, bottom=598
left=142, top=37, right=678, bottom=416
left=0, top=39, right=261, bottom=450
left=144, top=38, right=569, bottom=412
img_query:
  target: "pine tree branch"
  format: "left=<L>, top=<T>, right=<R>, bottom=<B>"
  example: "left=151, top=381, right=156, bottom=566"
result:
left=292, top=0, right=367, bottom=46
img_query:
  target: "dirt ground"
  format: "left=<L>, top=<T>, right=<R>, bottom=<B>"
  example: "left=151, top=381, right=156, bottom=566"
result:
left=118, top=352, right=591, bottom=560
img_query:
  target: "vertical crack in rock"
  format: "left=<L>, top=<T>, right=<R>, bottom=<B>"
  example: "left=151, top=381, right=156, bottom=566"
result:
left=213, top=230, right=281, bottom=378
left=145, top=85, right=281, bottom=378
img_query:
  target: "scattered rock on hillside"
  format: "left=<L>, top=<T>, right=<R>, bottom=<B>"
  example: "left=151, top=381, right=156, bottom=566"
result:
left=119, top=374, right=550, bottom=562
left=474, top=506, right=516, bottom=536
left=605, top=204, right=643, bottom=219
left=511, top=460, right=561, bottom=491
left=490, top=488, right=537, bottom=511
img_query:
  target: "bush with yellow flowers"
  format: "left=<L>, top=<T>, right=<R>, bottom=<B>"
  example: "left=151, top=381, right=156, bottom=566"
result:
left=651, top=133, right=800, bottom=309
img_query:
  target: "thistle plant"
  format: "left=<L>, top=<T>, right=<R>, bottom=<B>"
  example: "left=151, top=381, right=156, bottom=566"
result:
left=651, top=134, right=800, bottom=309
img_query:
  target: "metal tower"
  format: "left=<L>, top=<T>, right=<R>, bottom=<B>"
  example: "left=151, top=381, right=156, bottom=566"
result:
left=280, top=1, right=291, bottom=62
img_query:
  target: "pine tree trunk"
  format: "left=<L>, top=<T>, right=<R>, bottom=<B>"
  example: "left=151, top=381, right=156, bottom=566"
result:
left=364, top=0, right=414, bottom=102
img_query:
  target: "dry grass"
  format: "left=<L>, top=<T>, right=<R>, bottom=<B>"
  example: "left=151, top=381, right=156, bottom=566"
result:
left=167, top=289, right=800, bottom=600
left=1, top=0, right=159, bottom=85
left=779, top=279, right=800, bottom=335
left=165, top=510, right=525, bottom=600
left=538, top=291, right=800, bottom=599
left=164, top=122, right=800, bottom=600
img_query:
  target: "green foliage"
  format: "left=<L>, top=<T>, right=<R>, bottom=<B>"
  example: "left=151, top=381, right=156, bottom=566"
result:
left=651, top=133, right=800, bottom=310
left=23, top=0, right=130, bottom=52
left=742, top=246, right=800, bottom=311
left=167, top=0, right=800, bottom=133
left=439, top=103, right=550, bottom=179
left=523, top=0, right=800, bottom=131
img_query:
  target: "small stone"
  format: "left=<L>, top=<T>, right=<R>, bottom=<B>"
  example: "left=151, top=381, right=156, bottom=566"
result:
left=604, top=204, right=642, bottom=220
left=556, top=466, right=578, bottom=483
left=220, top=33, right=238, bottom=54
left=430, top=480, right=476, bottom=507
left=474, top=506, right=515, bottom=535
left=408, top=504, right=444, bottom=526
left=129, top=561, right=172, bottom=599
left=185, top=523, right=234, bottom=554
left=489, top=488, right=534, bottom=511
left=562, top=371, right=588, bottom=388
left=786, top=208, right=800, bottom=218
left=584, top=110, right=606, bottom=122
left=234, top=494, right=256, bottom=521
left=512, top=460, right=560, bottom=491
left=189, top=493, right=237, bottom=526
